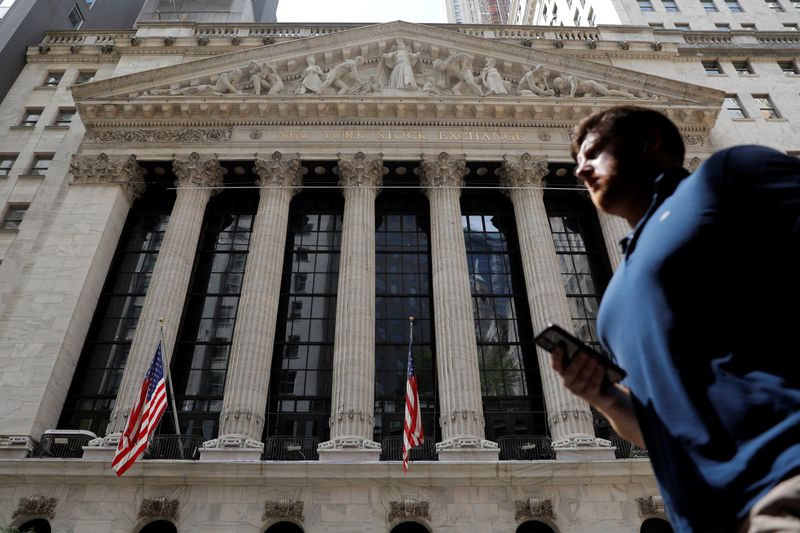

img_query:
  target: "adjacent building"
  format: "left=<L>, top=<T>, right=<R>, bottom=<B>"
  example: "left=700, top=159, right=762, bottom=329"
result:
left=0, top=0, right=797, bottom=531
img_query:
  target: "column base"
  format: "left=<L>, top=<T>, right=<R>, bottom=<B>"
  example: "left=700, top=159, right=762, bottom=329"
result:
left=317, top=437, right=381, bottom=462
left=553, top=436, right=616, bottom=461
left=82, top=434, right=119, bottom=461
left=0, top=436, right=35, bottom=459
left=435, top=437, right=500, bottom=462
left=199, top=436, right=264, bottom=462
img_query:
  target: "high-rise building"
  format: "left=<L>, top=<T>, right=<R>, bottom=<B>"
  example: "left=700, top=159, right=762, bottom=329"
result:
left=446, top=0, right=513, bottom=23
left=0, top=0, right=797, bottom=531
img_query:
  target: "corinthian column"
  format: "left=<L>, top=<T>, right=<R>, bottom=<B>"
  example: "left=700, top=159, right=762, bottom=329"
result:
left=94, top=153, right=224, bottom=454
left=597, top=211, right=630, bottom=272
left=501, top=153, right=613, bottom=460
left=318, top=152, right=383, bottom=461
left=421, top=152, right=498, bottom=461
left=200, top=152, right=303, bottom=461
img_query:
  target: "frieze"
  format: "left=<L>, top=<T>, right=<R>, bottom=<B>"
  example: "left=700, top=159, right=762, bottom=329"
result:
left=686, top=156, right=703, bottom=172
left=13, top=496, right=57, bottom=520
left=637, top=495, right=667, bottom=517
left=87, top=128, right=232, bottom=144
left=138, top=498, right=179, bottom=522
left=389, top=499, right=431, bottom=523
left=514, top=498, right=555, bottom=521
left=263, top=499, right=304, bottom=522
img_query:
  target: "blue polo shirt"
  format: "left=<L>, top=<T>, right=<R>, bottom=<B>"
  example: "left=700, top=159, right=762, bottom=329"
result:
left=597, top=145, right=800, bottom=532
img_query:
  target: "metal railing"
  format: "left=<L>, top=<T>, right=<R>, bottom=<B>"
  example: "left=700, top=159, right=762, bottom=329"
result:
left=144, top=434, right=203, bottom=460
left=262, top=436, right=320, bottom=461
left=33, top=430, right=97, bottom=458
left=610, top=434, right=649, bottom=459
left=380, top=436, right=438, bottom=462
left=497, top=435, right=555, bottom=460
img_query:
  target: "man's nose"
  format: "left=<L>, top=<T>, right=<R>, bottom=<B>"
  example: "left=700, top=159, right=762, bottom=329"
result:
left=574, top=160, right=591, bottom=181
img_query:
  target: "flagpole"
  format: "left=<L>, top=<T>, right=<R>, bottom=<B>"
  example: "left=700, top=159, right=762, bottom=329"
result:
left=159, top=317, right=184, bottom=460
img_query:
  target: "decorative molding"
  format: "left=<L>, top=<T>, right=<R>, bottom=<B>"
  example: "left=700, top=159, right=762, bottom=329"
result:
left=686, top=156, right=703, bottom=172
left=100, top=43, right=114, bottom=54
left=130, top=36, right=141, bottom=46
left=263, top=499, right=304, bottom=522
left=501, top=153, right=549, bottom=190
left=637, top=495, right=667, bottom=517
left=435, top=436, right=498, bottom=451
left=86, top=128, right=232, bottom=144
left=585, top=38, right=597, bottom=49
left=197, top=36, right=210, bottom=46
left=253, top=151, right=304, bottom=195
left=651, top=41, right=663, bottom=51
left=336, top=151, right=384, bottom=190
left=163, top=36, right=175, bottom=47
left=388, top=499, right=431, bottom=523
left=317, top=437, right=381, bottom=450
left=514, top=498, right=555, bottom=521
left=138, top=498, right=179, bottom=522
left=420, top=152, right=467, bottom=190
left=682, top=133, right=704, bottom=146
left=69, top=153, right=146, bottom=203
left=619, top=40, right=630, bottom=50
left=13, top=496, right=57, bottom=520
left=172, top=153, right=225, bottom=190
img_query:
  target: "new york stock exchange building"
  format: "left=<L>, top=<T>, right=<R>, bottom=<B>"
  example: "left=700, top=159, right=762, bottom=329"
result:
left=1, top=14, right=797, bottom=533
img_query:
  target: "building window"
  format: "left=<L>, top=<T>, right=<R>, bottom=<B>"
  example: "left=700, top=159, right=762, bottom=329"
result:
left=663, top=0, right=680, bottom=11
left=67, top=4, right=84, bottom=28
left=724, top=94, right=748, bottom=118
left=265, top=188, right=342, bottom=444
left=58, top=188, right=173, bottom=435
left=752, top=94, right=781, bottom=118
left=778, top=60, right=799, bottom=74
left=85, top=0, right=95, bottom=7
left=638, top=0, right=655, bottom=10
left=715, top=22, right=731, bottom=30
left=463, top=190, right=546, bottom=441
left=725, top=0, right=744, bottom=10
left=0, top=155, right=17, bottom=176
left=1, top=204, right=28, bottom=230
left=787, top=150, right=800, bottom=157
left=674, top=22, right=691, bottom=29
left=702, top=60, right=724, bottom=74
left=765, top=0, right=785, bottom=11
left=701, top=0, right=719, bottom=10
left=740, top=22, right=757, bottom=29
left=374, top=188, right=439, bottom=446
left=783, top=23, right=799, bottom=30
left=29, top=155, right=53, bottom=176
left=74, top=70, right=96, bottom=84
left=20, top=108, right=43, bottom=127
left=732, top=60, right=754, bottom=74
left=649, top=22, right=665, bottom=28
left=792, top=0, right=800, bottom=10
left=53, top=108, right=76, bottom=126
left=43, top=71, right=63, bottom=87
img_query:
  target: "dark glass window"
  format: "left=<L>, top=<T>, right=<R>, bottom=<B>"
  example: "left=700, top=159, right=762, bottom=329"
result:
left=724, top=94, right=748, bottom=118
left=463, top=191, right=546, bottom=441
left=264, top=190, right=342, bottom=441
left=1, top=204, right=28, bottom=230
left=75, top=70, right=96, bottom=84
left=29, top=154, right=53, bottom=176
left=169, top=189, right=256, bottom=441
left=733, top=60, right=754, bottom=74
left=59, top=187, right=174, bottom=435
left=53, top=108, right=76, bottom=126
left=0, top=154, right=16, bottom=176
left=43, top=71, right=63, bottom=87
left=20, top=108, right=43, bottom=127
left=374, top=188, right=439, bottom=445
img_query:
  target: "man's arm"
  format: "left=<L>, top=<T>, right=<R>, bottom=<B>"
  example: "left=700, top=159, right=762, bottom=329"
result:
left=551, top=350, right=645, bottom=448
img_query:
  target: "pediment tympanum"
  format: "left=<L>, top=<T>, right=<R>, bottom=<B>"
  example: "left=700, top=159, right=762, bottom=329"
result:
left=72, top=21, right=724, bottom=129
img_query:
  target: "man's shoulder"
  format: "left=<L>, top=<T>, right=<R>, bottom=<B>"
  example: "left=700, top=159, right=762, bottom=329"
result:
left=700, top=145, right=788, bottom=172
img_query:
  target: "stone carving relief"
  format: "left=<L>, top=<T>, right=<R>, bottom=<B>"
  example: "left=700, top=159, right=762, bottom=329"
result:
left=139, top=39, right=658, bottom=100
left=138, top=498, right=179, bottom=522
left=337, top=152, right=384, bottom=189
left=87, top=128, right=232, bottom=144
left=12, top=496, right=57, bottom=520
left=263, top=499, right=304, bottom=522
left=254, top=151, right=304, bottom=193
left=420, top=152, right=467, bottom=189
left=514, top=498, right=555, bottom=521
left=70, top=153, right=146, bottom=203
left=172, top=152, right=225, bottom=190
left=501, top=153, right=549, bottom=190
left=686, top=156, right=703, bottom=172
left=388, top=499, right=431, bottom=522
left=637, top=495, right=667, bottom=517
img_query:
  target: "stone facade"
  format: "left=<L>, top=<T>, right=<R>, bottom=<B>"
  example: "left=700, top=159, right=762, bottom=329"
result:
left=0, top=12, right=797, bottom=533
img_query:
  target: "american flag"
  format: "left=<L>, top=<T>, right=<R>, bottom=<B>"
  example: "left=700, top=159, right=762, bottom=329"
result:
left=402, top=322, right=424, bottom=473
left=112, top=341, right=168, bottom=476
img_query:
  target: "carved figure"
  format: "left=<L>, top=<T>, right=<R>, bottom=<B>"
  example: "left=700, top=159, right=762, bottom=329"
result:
left=377, top=39, right=422, bottom=90
left=299, top=56, right=325, bottom=94
left=148, top=69, right=243, bottom=96
left=248, top=62, right=283, bottom=95
left=517, top=64, right=555, bottom=96
left=425, top=52, right=483, bottom=96
left=318, top=56, right=365, bottom=95
left=480, top=58, right=509, bottom=96
left=552, top=75, right=640, bottom=98
left=356, top=75, right=383, bottom=94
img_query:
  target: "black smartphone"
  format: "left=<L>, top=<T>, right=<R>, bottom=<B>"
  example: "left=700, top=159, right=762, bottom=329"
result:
left=534, top=323, right=627, bottom=384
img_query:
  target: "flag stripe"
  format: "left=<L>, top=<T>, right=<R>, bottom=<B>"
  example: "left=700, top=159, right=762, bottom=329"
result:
left=402, top=325, right=424, bottom=473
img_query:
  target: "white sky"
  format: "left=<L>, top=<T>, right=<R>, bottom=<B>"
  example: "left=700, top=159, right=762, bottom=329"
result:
left=277, top=0, right=446, bottom=23
left=0, top=0, right=16, bottom=19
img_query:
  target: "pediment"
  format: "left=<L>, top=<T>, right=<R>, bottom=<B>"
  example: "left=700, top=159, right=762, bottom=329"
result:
left=73, top=21, right=724, bottom=129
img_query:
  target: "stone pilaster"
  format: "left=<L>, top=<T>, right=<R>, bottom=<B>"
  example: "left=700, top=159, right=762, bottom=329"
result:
left=502, top=153, right=613, bottom=460
left=69, top=153, right=147, bottom=204
left=201, top=152, right=303, bottom=461
left=597, top=211, right=630, bottom=272
left=88, top=153, right=224, bottom=458
left=318, top=152, right=383, bottom=461
left=420, top=152, right=498, bottom=461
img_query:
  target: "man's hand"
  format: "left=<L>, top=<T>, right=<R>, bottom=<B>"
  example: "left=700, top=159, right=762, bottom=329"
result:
left=550, top=347, right=646, bottom=449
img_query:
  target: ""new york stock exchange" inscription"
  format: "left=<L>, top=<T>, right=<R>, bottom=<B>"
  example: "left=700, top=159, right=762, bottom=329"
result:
left=247, top=128, right=532, bottom=143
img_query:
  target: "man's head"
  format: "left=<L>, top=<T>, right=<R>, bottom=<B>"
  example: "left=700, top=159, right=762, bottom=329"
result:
left=570, top=106, right=685, bottom=225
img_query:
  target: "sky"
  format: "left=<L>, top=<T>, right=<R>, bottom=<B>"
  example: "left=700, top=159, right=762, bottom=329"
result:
left=277, top=0, right=446, bottom=23
left=0, top=0, right=16, bottom=19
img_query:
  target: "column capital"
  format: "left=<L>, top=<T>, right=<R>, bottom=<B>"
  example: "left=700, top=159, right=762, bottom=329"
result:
left=253, top=151, right=304, bottom=196
left=420, top=152, right=466, bottom=192
left=501, top=153, right=549, bottom=191
left=172, top=152, right=225, bottom=192
left=69, top=153, right=146, bottom=204
left=336, top=152, right=384, bottom=193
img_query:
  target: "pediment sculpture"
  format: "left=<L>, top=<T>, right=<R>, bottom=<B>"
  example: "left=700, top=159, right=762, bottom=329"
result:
left=143, top=40, right=658, bottom=100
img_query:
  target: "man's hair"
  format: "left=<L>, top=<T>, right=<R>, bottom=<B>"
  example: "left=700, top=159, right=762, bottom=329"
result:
left=570, top=106, right=685, bottom=164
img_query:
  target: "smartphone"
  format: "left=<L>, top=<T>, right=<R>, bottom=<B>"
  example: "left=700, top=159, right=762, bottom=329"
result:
left=534, top=323, right=627, bottom=384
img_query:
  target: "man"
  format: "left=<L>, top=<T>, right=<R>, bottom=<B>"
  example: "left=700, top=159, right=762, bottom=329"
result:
left=558, top=105, right=800, bottom=532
